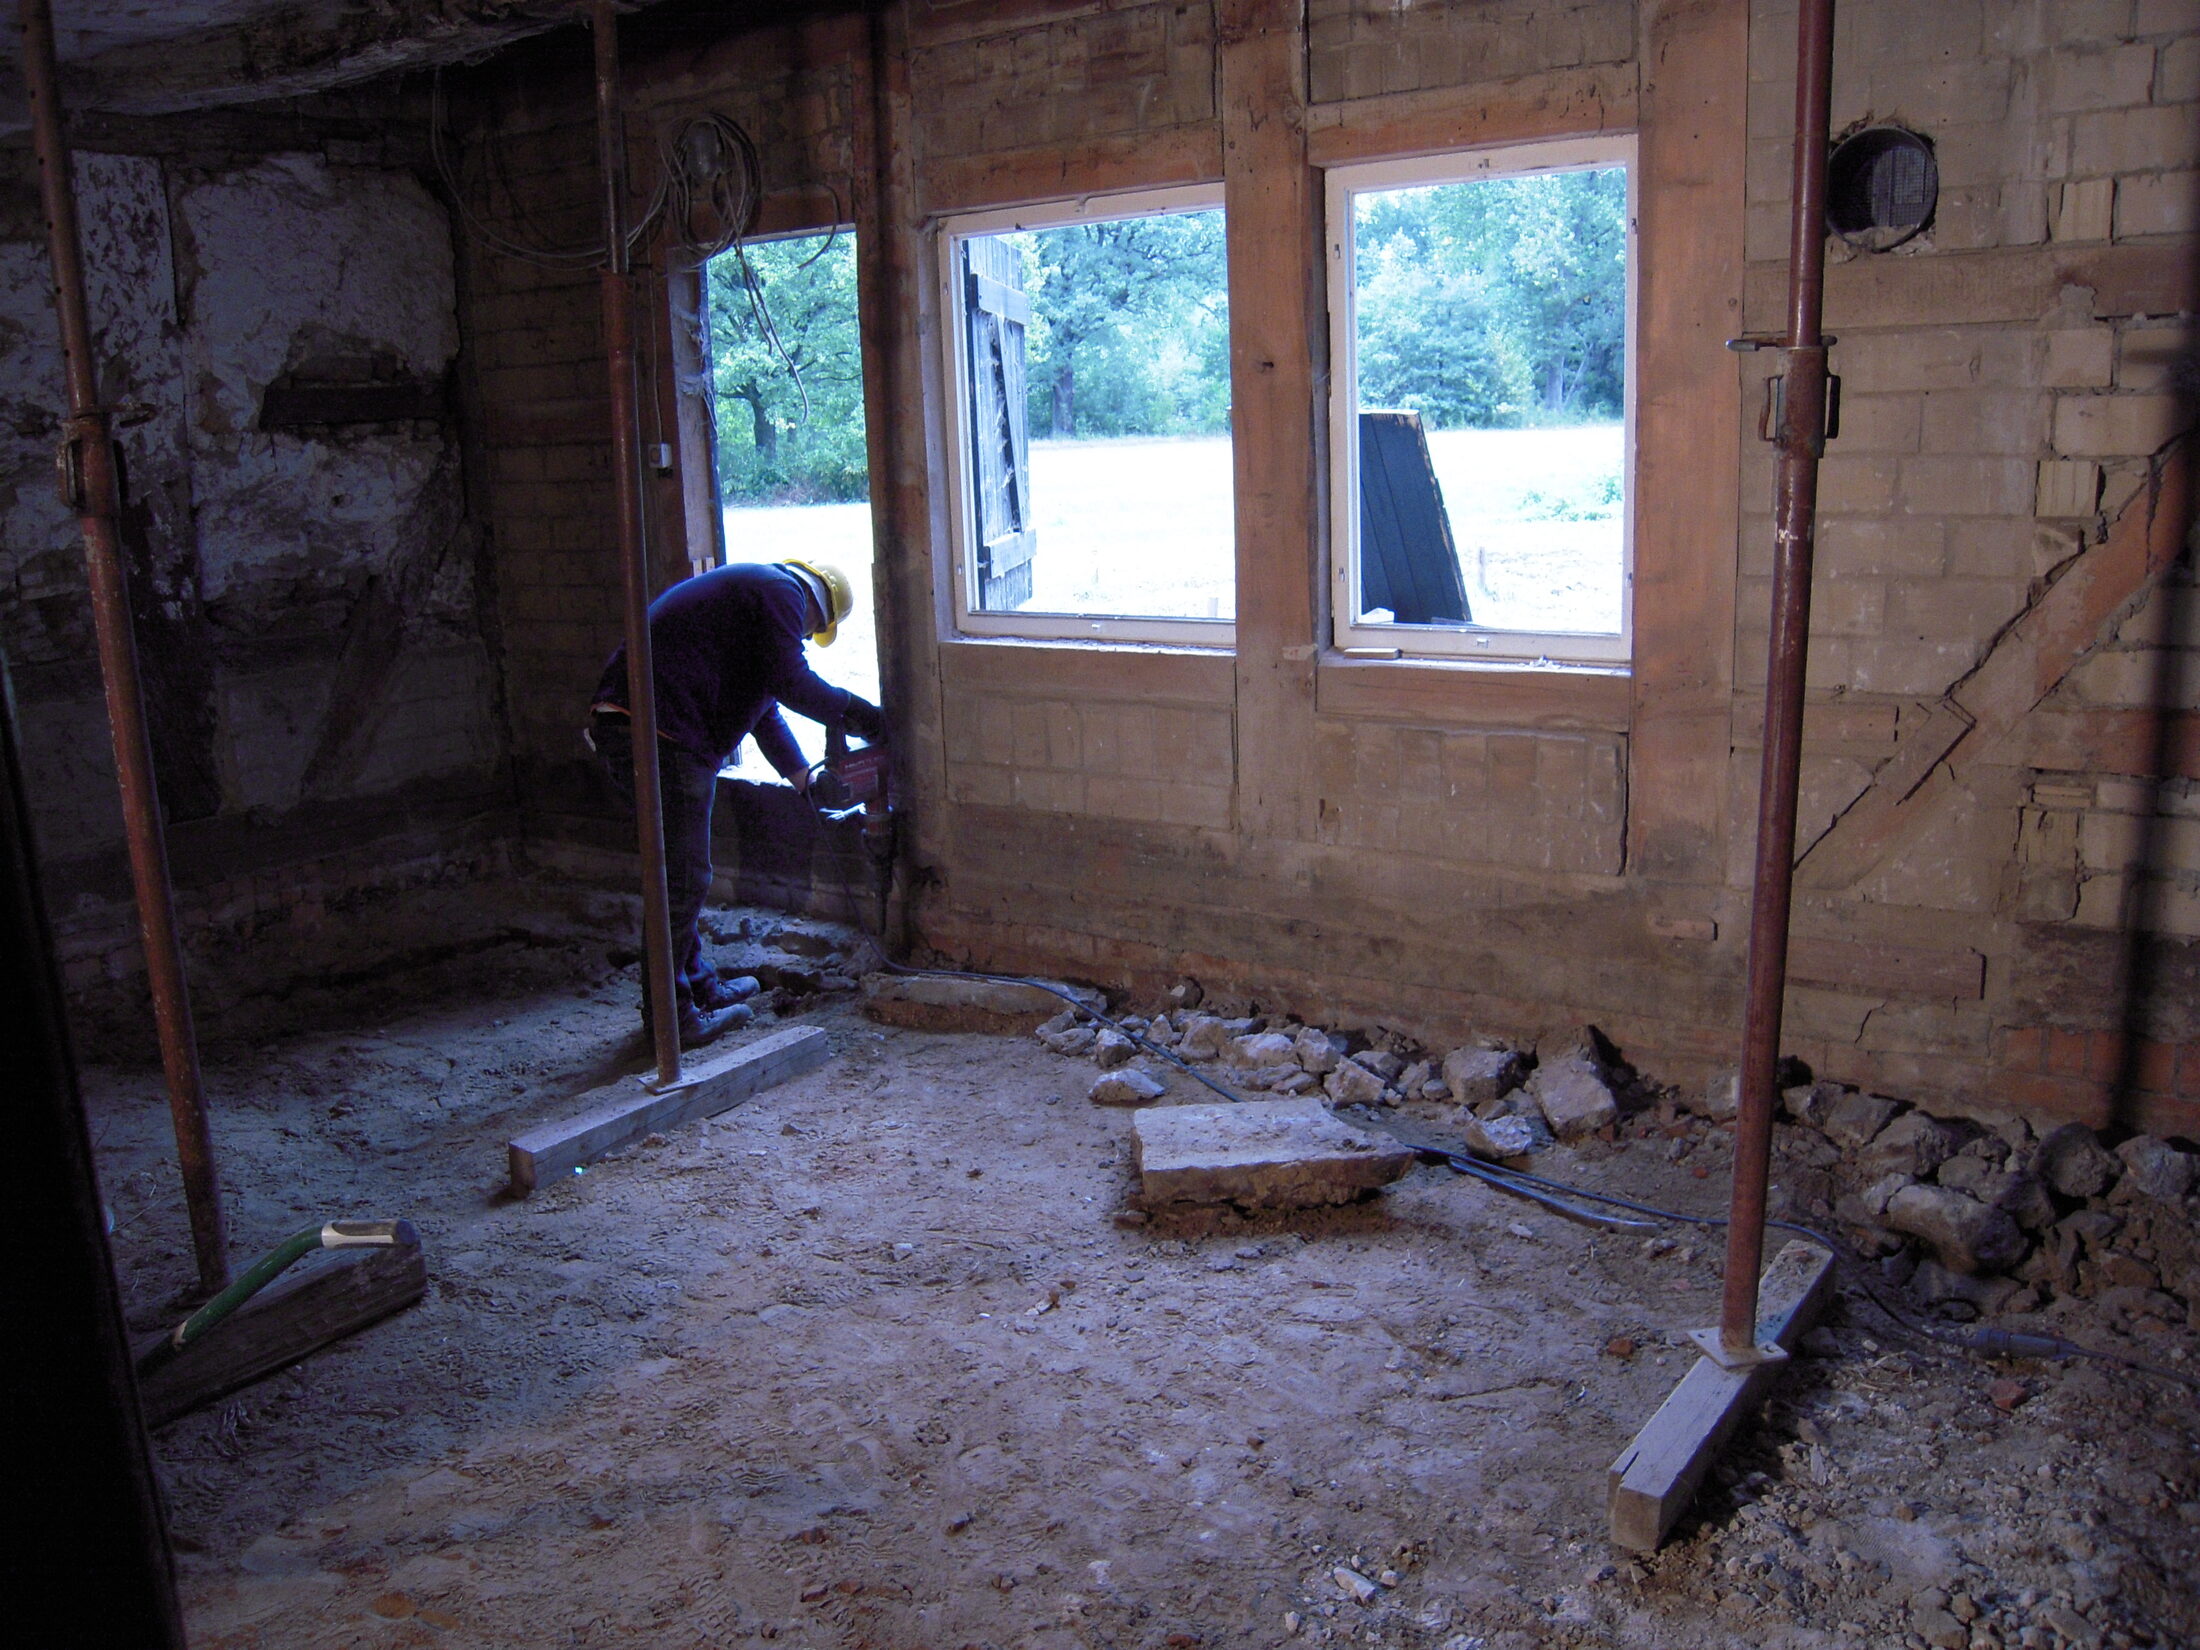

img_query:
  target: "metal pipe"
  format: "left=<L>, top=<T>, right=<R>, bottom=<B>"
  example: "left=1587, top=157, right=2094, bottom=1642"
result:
left=1721, top=0, right=1837, bottom=1353
left=593, top=0, right=682, bottom=1086
left=21, top=0, right=231, bottom=1294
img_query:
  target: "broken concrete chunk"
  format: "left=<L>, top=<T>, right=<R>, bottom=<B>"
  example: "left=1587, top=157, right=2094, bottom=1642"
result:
left=1441, top=1046, right=1525, bottom=1105
left=1130, top=1096, right=1417, bottom=1208
left=863, top=973, right=1102, bottom=1035
left=1042, top=1025, right=1098, bottom=1058
left=1293, top=1027, right=1342, bottom=1074
left=1781, top=1080, right=1844, bottom=1129
left=1167, top=978, right=1204, bottom=1010
left=1272, top=1070, right=1318, bottom=1096
left=1857, top=1111, right=1963, bottom=1181
left=1324, top=1057, right=1389, bottom=1107
left=1460, top=1113, right=1542, bottom=1162
left=1934, top=1154, right=2006, bottom=1200
left=2038, top=1123, right=2119, bottom=1199
left=1092, top=1029, right=1137, bottom=1069
left=1176, top=1015, right=1232, bottom=1062
left=1090, top=1068, right=1167, bottom=1107
left=1527, top=1055, right=1617, bottom=1139
left=1885, top=1184, right=2028, bottom=1276
left=1227, top=1031, right=1298, bottom=1069
left=1240, top=1063, right=1304, bottom=1092
left=1398, top=1059, right=1434, bottom=1095
left=1035, top=1009, right=1078, bottom=1040
left=1419, top=1080, right=1450, bottom=1102
left=2116, top=1135, right=2195, bottom=1203
left=1360, top=1049, right=1405, bottom=1081
left=1693, top=1069, right=1741, bottom=1122
left=1996, top=1172, right=2059, bottom=1232
left=1821, top=1090, right=1903, bottom=1150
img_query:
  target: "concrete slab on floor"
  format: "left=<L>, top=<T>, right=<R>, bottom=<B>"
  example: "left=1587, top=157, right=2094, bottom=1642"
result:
left=1131, top=1095, right=1418, bottom=1208
left=862, top=971, right=1102, bottom=1035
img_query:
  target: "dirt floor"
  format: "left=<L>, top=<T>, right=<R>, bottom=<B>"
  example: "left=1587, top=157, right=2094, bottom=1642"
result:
left=84, top=912, right=2199, bottom=1650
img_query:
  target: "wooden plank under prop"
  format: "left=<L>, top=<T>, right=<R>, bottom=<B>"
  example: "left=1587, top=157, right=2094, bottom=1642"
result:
left=1607, top=1239, right=1837, bottom=1552
left=136, top=1242, right=428, bottom=1429
left=506, top=1023, right=831, bottom=1194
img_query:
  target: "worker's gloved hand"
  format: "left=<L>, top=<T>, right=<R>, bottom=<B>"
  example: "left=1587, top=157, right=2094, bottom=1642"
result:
left=843, top=694, right=885, bottom=744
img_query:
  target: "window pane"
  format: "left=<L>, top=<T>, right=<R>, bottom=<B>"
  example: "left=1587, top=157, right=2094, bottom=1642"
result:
left=959, top=207, right=1234, bottom=621
left=1352, top=166, right=1627, bottom=637
left=703, top=230, right=879, bottom=780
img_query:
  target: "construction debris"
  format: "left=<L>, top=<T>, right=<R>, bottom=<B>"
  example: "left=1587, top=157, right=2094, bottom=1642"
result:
left=1090, top=1067, right=1167, bottom=1106
left=861, top=973, right=1101, bottom=1035
left=1130, top=1096, right=1417, bottom=1209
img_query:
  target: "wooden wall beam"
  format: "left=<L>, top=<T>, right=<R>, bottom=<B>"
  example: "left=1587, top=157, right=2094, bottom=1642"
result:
left=1627, top=0, right=1748, bottom=885
left=1220, top=0, right=1321, bottom=843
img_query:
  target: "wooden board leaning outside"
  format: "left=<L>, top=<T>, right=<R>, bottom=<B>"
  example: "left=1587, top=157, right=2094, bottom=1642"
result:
left=506, top=1023, right=832, bottom=1195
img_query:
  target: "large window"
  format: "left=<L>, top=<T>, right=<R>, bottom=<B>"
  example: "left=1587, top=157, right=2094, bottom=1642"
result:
left=701, top=227, right=881, bottom=779
left=1327, top=138, right=1635, bottom=666
left=940, top=186, right=1234, bottom=646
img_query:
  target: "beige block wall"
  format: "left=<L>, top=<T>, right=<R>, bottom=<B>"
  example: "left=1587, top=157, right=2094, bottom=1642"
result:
left=461, top=0, right=2199, bottom=1135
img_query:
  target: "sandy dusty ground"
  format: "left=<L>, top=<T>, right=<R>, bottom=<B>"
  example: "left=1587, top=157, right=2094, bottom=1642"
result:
left=85, top=913, right=2197, bottom=1650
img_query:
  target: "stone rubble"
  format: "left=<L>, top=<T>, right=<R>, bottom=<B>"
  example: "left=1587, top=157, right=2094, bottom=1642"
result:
left=1019, top=986, right=2200, bottom=1341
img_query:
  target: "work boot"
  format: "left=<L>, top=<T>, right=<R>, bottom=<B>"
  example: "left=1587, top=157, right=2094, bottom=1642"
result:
left=694, top=973, right=761, bottom=1011
left=676, top=1001, right=751, bottom=1049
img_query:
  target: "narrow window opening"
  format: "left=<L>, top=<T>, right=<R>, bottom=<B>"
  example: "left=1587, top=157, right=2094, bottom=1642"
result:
left=701, top=227, right=881, bottom=781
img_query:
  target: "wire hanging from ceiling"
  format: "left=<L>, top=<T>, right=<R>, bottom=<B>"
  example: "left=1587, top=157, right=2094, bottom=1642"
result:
left=429, top=70, right=761, bottom=269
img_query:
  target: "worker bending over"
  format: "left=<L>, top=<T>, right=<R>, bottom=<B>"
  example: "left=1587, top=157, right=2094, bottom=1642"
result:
left=590, top=559, right=884, bottom=1047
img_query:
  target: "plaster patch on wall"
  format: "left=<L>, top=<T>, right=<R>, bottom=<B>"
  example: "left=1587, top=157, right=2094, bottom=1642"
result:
left=173, top=153, right=460, bottom=605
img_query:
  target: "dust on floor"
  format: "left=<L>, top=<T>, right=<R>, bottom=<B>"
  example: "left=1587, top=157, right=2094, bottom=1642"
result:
left=84, top=936, right=2197, bottom=1650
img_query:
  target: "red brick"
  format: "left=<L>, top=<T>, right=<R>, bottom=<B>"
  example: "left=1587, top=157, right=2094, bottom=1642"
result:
left=2132, top=1038, right=2179, bottom=1093
left=1996, top=1025, right=2046, bottom=1069
left=2045, top=1026, right=2092, bottom=1077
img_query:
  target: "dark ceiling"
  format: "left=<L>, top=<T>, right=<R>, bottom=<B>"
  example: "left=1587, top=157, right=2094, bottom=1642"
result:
left=0, top=1, right=647, bottom=128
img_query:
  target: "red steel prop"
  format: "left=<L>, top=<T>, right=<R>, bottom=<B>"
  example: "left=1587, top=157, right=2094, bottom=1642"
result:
left=594, top=0, right=683, bottom=1087
left=21, top=0, right=231, bottom=1293
left=1723, top=0, right=1838, bottom=1354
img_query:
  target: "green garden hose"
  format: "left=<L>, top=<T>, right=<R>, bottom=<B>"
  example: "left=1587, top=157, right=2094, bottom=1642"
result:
left=137, top=1219, right=419, bottom=1371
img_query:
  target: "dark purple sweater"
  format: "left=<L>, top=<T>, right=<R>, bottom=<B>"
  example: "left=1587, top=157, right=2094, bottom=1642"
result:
left=593, top=562, right=882, bottom=772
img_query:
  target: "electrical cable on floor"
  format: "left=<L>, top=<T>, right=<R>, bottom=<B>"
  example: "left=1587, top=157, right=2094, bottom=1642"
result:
left=778, top=824, right=2196, bottom=1396
left=869, top=959, right=2199, bottom=1394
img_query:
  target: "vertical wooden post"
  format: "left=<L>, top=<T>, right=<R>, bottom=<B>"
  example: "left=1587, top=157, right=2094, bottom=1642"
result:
left=1220, top=0, right=1323, bottom=845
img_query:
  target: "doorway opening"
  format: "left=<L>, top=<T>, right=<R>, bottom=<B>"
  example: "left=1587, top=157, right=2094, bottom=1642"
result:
left=701, top=227, right=881, bottom=780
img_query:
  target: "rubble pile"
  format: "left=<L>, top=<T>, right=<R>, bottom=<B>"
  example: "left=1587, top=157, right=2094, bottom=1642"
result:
left=696, top=911, right=877, bottom=1007
left=1033, top=982, right=2200, bottom=1338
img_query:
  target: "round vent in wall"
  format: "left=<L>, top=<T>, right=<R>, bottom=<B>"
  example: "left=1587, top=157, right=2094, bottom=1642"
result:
left=1826, top=126, right=1937, bottom=251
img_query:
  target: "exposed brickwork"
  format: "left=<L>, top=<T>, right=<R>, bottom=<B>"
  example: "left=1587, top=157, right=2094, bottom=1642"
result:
left=1306, top=0, right=1634, bottom=105
left=944, top=691, right=1236, bottom=828
left=429, top=0, right=2200, bottom=1142
left=1311, top=721, right=1626, bottom=875
left=912, top=1, right=1214, bottom=158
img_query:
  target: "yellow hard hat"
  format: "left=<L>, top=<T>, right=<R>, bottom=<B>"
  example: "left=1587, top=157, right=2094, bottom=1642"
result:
left=784, top=560, right=854, bottom=646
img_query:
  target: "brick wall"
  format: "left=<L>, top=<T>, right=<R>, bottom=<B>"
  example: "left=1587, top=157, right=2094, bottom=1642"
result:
left=1734, top=0, right=2199, bottom=1134
left=448, top=0, right=2199, bottom=1135
left=1307, top=0, right=1633, bottom=105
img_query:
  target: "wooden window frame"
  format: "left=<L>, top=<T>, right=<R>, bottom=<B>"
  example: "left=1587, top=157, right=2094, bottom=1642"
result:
left=936, top=183, right=1237, bottom=649
left=1324, top=134, right=1638, bottom=669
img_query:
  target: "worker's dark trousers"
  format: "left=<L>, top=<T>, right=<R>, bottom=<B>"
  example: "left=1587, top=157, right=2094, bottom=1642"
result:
left=592, top=715, right=719, bottom=1013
